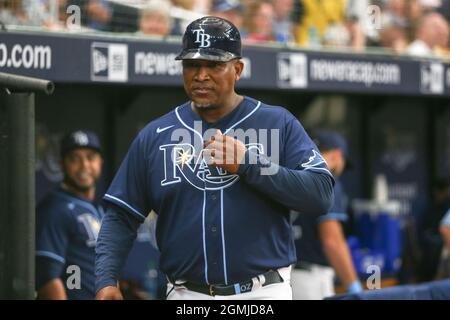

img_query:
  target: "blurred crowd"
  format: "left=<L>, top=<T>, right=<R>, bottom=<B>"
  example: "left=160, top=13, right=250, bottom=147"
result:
left=0, top=0, right=449, bottom=58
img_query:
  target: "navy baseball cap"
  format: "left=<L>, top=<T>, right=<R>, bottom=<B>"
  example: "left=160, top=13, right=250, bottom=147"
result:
left=212, top=0, right=243, bottom=12
left=60, top=130, right=102, bottom=158
left=313, top=130, right=353, bottom=168
left=175, top=16, right=242, bottom=62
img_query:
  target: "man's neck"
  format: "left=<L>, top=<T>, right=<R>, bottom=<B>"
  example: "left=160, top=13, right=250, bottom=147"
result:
left=61, top=183, right=95, bottom=202
left=193, top=94, right=243, bottom=124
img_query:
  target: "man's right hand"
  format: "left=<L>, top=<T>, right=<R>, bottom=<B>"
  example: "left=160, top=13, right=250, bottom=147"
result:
left=96, top=286, right=124, bottom=300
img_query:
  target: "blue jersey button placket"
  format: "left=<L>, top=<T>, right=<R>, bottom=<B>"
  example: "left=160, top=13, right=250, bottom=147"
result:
left=204, top=189, right=223, bottom=284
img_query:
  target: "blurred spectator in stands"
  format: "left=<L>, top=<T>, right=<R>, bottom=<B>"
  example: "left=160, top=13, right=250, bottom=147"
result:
left=408, top=0, right=425, bottom=21
left=420, top=0, right=444, bottom=12
left=322, top=23, right=350, bottom=48
left=378, top=0, right=424, bottom=46
left=345, top=19, right=366, bottom=51
left=295, top=0, right=365, bottom=50
left=173, top=0, right=211, bottom=13
left=294, top=0, right=346, bottom=48
left=243, top=0, right=275, bottom=43
left=343, top=0, right=367, bottom=51
left=138, top=0, right=172, bottom=37
left=405, top=0, right=424, bottom=42
left=25, top=0, right=70, bottom=31
left=86, top=0, right=111, bottom=30
left=382, top=0, right=409, bottom=29
left=210, top=0, right=243, bottom=30
left=322, top=21, right=366, bottom=52
left=171, top=0, right=196, bottom=11
left=170, top=0, right=203, bottom=35
left=271, top=0, right=295, bottom=43
left=193, top=0, right=212, bottom=14
left=0, top=0, right=28, bottom=26
left=407, top=12, right=449, bottom=57
left=346, top=0, right=372, bottom=43
left=379, top=24, right=408, bottom=53
left=68, top=0, right=112, bottom=31
left=371, top=0, right=423, bottom=53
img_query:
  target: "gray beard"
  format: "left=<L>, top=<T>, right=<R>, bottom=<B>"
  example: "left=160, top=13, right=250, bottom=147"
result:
left=192, top=102, right=219, bottom=110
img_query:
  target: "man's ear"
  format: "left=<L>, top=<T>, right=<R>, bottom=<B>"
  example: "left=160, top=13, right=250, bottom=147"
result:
left=335, top=149, right=345, bottom=160
left=234, top=60, right=244, bottom=81
left=330, top=149, right=341, bottom=161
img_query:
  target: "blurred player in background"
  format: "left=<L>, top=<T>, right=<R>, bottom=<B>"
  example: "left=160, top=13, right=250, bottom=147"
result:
left=419, top=178, right=450, bottom=281
left=119, top=212, right=167, bottom=300
left=437, top=204, right=450, bottom=278
left=291, top=130, right=362, bottom=299
left=440, top=204, right=450, bottom=253
left=35, top=130, right=104, bottom=299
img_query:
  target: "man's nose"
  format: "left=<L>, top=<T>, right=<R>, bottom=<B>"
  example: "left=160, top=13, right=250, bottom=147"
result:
left=80, top=157, right=90, bottom=169
left=194, top=66, right=210, bottom=81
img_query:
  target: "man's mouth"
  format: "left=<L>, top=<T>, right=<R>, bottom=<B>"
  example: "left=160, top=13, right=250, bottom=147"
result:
left=192, top=87, right=212, bottom=95
left=77, top=172, right=92, bottom=181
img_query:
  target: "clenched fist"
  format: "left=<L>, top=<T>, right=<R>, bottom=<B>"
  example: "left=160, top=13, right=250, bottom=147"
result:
left=204, top=130, right=247, bottom=174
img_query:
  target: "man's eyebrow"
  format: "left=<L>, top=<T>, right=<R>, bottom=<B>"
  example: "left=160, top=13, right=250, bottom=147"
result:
left=183, top=60, right=201, bottom=65
left=183, top=60, right=225, bottom=67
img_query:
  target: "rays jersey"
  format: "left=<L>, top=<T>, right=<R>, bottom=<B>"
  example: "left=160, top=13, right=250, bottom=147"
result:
left=36, top=188, right=104, bottom=299
left=104, top=96, right=332, bottom=285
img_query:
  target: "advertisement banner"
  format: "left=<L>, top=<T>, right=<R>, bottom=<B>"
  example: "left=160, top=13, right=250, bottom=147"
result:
left=1, top=31, right=449, bottom=96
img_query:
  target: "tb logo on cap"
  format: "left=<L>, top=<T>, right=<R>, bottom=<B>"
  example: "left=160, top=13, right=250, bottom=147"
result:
left=192, top=29, right=211, bottom=48
left=72, top=131, right=89, bottom=146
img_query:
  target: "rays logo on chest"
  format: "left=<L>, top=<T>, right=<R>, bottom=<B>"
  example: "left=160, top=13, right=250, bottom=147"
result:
left=159, top=143, right=263, bottom=191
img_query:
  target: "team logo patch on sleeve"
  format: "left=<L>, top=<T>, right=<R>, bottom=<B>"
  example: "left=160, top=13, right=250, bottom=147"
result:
left=301, top=150, right=327, bottom=169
